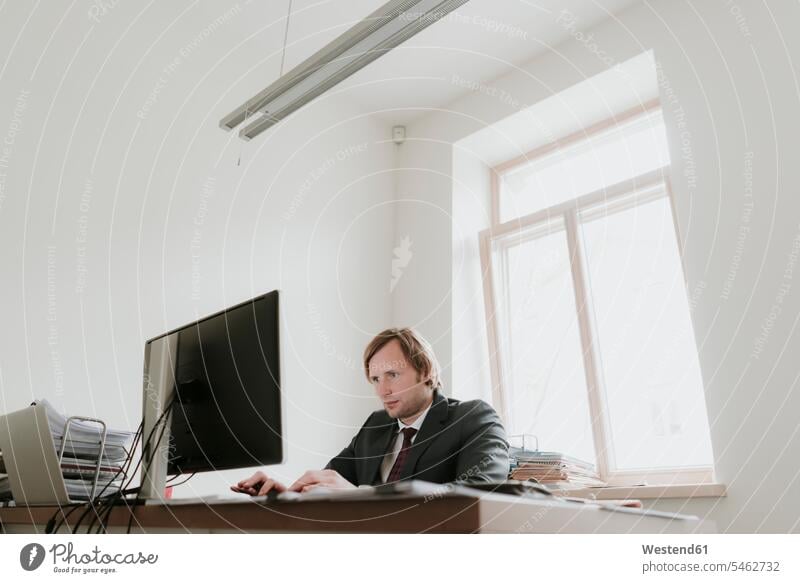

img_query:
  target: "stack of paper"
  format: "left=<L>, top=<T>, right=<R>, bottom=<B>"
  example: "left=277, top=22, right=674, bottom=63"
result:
left=35, top=399, right=135, bottom=499
left=509, top=447, right=606, bottom=489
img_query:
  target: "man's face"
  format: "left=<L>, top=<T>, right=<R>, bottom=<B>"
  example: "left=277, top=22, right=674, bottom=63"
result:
left=368, top=339, right=433, bottom=422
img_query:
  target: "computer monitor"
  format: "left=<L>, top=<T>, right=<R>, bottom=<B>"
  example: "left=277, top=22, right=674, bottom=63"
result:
left=140, top=291, right=283, bottom=500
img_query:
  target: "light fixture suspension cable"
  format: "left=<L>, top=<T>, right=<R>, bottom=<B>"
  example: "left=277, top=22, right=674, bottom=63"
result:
left=238, top=0, right=294, bottom=166
left=279, top=0, right=294, bottom=77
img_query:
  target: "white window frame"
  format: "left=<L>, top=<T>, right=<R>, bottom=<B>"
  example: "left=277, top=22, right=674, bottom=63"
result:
left=479, top=101, right=715, bottom=487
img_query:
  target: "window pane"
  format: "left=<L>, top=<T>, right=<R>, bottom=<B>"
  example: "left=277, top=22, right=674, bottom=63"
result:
left=580, top=196, right=714, bottom=471
left=500, top=110, right=670, bottom=222
left=493, top=221, right=595, bottom=465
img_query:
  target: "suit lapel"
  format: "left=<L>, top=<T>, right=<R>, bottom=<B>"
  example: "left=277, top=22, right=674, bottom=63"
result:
left=399, top=390, right=449, bottom=480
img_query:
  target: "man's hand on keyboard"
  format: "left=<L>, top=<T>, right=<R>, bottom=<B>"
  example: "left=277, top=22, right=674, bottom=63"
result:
left=231, top=470, right=287, bottom=496
left=288, top=469, right=356, bottom=493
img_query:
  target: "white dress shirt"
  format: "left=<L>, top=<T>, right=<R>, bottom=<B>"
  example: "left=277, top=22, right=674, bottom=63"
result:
left=379, top=401, right=433, bottom=483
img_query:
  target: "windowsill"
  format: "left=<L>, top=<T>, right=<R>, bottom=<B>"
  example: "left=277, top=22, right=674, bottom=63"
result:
left=550, top=483, right=727, bottom=500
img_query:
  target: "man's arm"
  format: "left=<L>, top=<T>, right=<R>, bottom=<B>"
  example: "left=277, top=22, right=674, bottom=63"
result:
left=453, top=400, right=510, bottom=484
left=323, top=413, right=374, bottom=486
left=323, top=434, right=358, bottom=485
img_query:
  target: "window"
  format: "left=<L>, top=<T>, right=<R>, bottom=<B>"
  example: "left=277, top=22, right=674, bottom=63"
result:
left=480, top=102, right=715, bottom=486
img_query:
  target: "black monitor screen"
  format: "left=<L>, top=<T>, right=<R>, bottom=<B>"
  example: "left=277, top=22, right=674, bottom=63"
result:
left=145, top=291, right=282, bottom=475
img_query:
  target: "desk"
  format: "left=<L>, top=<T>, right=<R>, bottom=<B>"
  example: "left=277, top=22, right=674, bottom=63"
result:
left=0, top=491, right=714, bottom=534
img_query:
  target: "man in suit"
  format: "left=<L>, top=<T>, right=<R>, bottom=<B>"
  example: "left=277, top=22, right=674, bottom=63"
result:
left=231, top=327, right=509, bottom=496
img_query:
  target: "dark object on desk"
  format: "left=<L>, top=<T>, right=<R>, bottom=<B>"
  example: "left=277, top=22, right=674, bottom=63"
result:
left=257, top=479, right=552, bottom=505
left=462, top=480, right=553, bottom=498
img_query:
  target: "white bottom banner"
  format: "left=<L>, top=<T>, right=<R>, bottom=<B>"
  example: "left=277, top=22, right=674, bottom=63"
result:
left=0, top=534, right=797, bottom=582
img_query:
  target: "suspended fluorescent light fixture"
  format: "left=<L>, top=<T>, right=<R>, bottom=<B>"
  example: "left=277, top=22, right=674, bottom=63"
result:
left=220, top=0, right=470, bottom=140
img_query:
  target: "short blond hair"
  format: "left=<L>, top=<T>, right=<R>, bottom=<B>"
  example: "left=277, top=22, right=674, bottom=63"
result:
left=363, top=327, right=442, bottom=389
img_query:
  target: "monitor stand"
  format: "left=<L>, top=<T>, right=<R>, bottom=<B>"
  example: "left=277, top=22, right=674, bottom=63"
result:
left=140, top=333, right=177, bottom=502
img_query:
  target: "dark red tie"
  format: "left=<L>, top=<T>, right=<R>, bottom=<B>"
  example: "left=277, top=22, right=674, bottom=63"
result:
left=386, top=427, right=418, bottom=483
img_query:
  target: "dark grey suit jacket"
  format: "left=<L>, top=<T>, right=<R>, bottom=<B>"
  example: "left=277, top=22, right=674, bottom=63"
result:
left=324, top=390, right=510, bottom=486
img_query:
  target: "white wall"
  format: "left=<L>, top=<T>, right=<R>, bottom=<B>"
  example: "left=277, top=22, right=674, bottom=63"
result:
left=450, top=147, right=492, bottom=404
left=0, top=1, right=398, bottom=497
left=393, top=0, right=800, bottom=532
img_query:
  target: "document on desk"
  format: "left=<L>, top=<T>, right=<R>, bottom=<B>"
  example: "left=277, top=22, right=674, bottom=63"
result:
left=277, top=487, right=375, bottom=502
